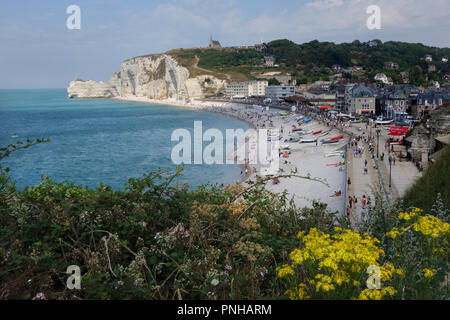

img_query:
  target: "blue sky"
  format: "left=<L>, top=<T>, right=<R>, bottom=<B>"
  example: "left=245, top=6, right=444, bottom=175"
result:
left=1, top=0, right=449, bottom=88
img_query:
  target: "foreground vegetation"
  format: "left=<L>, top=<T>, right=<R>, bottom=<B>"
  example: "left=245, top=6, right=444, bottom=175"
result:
left=0, top=141, right=448, bottom=300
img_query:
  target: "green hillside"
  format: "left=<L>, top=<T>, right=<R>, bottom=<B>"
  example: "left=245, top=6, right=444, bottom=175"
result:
left=402, top=146, right=450, bottom=214
left=168, top=40, right=450, bottom=85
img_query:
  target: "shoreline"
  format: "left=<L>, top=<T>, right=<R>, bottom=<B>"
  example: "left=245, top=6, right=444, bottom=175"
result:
left=113, top=95, right=348, bottom=215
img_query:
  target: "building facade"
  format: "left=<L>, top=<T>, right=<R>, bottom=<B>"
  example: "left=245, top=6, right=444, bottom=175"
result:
left=264, top=56, right=275, bottom=67
left=248, top=81, right=268, bottom=97
left=225, top=81, right=268, bottom=99
left=265, top=85, right=295, bottom=100
left=348, top=85, right=375, bottom=115
left=414, top=89, right=450, bottom=119
left=208, top=36, right=222, bottom=49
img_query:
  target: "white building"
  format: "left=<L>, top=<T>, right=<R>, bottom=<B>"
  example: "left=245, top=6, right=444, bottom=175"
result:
left=265, top=85, right=295, bottom=100
left=225, top=81, right=268, bottom=99
left=374, top=73, right=393, bottom=85
left=248, top=81, right=268, bottom=97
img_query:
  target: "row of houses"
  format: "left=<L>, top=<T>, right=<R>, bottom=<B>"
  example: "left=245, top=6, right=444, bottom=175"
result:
left=306, top=83, right=450, bottom=119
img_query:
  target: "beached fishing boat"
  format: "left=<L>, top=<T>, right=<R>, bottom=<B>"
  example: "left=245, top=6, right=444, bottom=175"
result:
left=376, top=119, right=394, bottom=125
left=326, top=135, right=344, bottom=141
left=303, top=118, right=313, bottom=123
left=300, top=139, right=317, bottom=143
left=285, top=138, right=300, bottom=143
left=316, top=131, right=330, bottom=138
left=321, top=139, right=339, bottom=144
left=325, top=153, right=344, bottom=158
left=297, top=130, right=313, bottom=136
left=312, top=130, right=323, bottom=135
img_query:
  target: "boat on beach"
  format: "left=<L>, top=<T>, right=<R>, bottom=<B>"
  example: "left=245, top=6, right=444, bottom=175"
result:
left=325, top=151, right=345, bottom=157
left=321, top=139, right=339, bottom=144
left=330, top=135, right=344, bottom=141
left=316, top=131, right=330, bottom=138
left=376, top=119, right=394, bottom=125
left=300, top=139, right=317, bottom=143
left=296, top=130, right=313, bottom=136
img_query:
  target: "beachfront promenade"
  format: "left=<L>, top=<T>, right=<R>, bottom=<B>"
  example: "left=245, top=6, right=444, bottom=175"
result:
left=340, top=122, right=422, bottom=225
left=311, top=111, right=422, bottom=226
left=190, top=101, right=421, bottom=227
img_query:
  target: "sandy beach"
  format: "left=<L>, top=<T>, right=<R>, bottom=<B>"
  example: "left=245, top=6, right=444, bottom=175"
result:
left=114, top=95, right=348, bottom=215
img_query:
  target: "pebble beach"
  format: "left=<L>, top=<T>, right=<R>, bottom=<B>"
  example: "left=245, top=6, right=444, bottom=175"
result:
left=115, top=96, right=349, bottom=215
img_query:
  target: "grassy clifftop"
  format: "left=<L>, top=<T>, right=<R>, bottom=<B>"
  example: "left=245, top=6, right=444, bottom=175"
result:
left=166, top=39, right=450, bottom=85
left=402, top=146, right=450, bottom=213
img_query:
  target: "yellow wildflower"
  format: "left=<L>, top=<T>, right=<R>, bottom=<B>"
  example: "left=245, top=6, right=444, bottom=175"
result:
left=277, top=265, right=295, bottom=278
left=423, top=268, right=436, bottom=278
left=386, top=228, right=400, bottom=239
left=412, top=216, right=450, bottom=238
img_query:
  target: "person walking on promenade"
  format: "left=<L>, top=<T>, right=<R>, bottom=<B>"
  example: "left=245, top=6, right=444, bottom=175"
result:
left=364, top=159, right=368, bottom=168
left=362, top=195, right=367, bottom=208
left=361, top=208, right=366, bottom=220
left=349, top=196, right=353, bottom=209
left=393, top=156, right=396, bottom=166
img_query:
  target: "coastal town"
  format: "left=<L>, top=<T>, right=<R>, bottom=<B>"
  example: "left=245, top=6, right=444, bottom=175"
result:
left=66, top=36, right=450, bottom=226
left=2, top=0, right=450, bottom=304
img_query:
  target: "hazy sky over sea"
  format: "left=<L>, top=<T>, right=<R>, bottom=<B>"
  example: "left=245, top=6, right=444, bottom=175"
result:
left=1, top=0, right=449, bottom=88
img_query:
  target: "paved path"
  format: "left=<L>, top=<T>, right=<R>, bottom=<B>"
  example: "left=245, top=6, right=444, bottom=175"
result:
left=346, top=138, right=378, bottom=226
left=334, top=122, right=422, bottom=228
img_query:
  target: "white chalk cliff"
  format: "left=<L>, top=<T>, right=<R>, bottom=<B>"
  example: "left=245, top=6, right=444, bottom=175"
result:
left=67, top=54, right=225, bottom=100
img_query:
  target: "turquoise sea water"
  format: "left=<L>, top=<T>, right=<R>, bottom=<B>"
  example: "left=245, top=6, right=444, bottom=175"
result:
left=0, top=89, right=249, bottom=190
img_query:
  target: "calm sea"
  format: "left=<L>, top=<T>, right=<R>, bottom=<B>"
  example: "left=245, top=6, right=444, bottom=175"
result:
left=0, top=89, right=249, bottom=190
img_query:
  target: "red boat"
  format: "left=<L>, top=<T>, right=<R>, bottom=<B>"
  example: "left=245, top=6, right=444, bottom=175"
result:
left=389, top=127, right=410, bottom=132
left=330, top=135, right=344, bottom=141
left=313, top=130, right=323, bottom=135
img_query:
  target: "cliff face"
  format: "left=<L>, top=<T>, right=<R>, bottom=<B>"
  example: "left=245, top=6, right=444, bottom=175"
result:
left=67, top=54, right=225, bottom=100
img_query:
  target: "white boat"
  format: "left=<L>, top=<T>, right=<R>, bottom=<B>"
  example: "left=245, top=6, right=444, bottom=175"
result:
left=316, top=131, right=330, bottom=138
left=376, top=119, right=394, bottom=125
left=297, top=130, right=313, bottom=136
left=325, top=152, right=344, bottom=158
